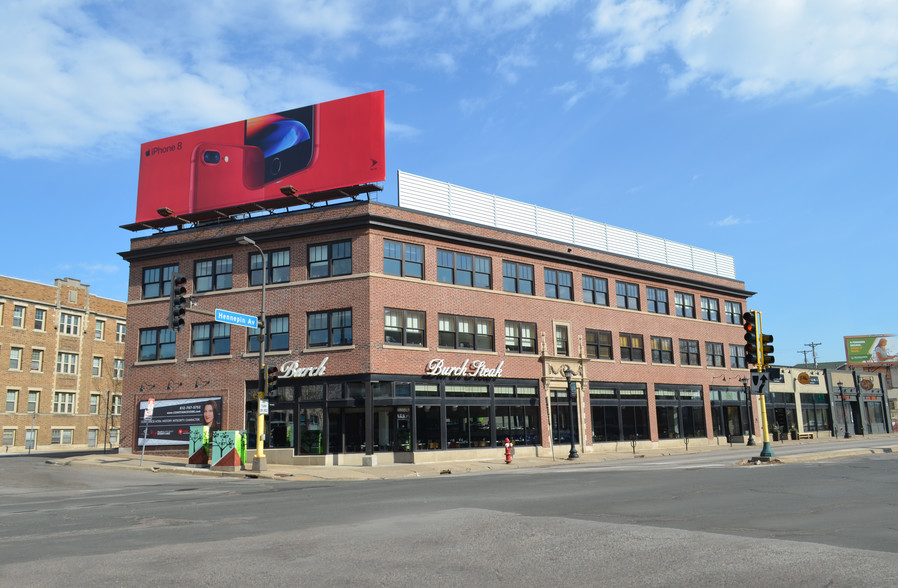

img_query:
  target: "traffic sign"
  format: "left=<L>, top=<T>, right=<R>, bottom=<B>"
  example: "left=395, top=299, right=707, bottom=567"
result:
left=215, top=309, right=258, bottom=329
left=750, top=371, right=769, bottom=395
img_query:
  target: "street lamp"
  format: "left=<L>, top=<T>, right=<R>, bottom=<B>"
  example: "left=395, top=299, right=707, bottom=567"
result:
left=237, top=235, right=268, bottom=471
left=563, top=366, right=579, bottom=460
left=838, top=383, right=852, bottom=439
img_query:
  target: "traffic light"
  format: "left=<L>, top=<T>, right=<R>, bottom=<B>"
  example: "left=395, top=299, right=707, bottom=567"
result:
left=760, top=333, right=775, bottom=366
left=742, top=311, right=759, bottom=366
left=266, top=364, right=279, bottom=398
left=168, top=273, right=188, bottom=332
left=258, top=365, right=267, bottom=399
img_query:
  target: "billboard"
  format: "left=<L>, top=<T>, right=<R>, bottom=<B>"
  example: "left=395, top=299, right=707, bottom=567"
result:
left=844, top=334, right=898, bottom=365
left=127, top=91, right=385, bottom=230
left=137, top=396, right=222, bottom=446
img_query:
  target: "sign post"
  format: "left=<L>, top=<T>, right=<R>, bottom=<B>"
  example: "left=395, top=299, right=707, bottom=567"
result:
left=140, top=398, right=154, bottom=466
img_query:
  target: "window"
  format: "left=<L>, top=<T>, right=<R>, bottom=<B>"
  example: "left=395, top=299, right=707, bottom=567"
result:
left=583, top=275, right=609, bottom=306
left=111, top=395, right=122, bottom=415
left=9, top=347, right=22, bottom=371
left=309, top=240, right=351, bottom=278
left=92, top=356, right=102, bottom=377
left=438, top=250, right=491, bottom=288
left=725, top=301, right=743, bottom=324
left=675, top=292, right=695, bottom=318
left=110, top=429, right=120, bottom=444
left=138, top=328, right=176, bottom=362
left=730, top=344, right=746, bottom=369
left=57, top=352, right=78, bottom=374
left=701, top=297, right=720, bottom=322
left=13, top=305, right=25, bottom=328
left=192, top=323, right=231, bottom=357
left=31, top=349, right=43, bottom=372
left=620, top=333, right=645, bottom=362
left=438, top=314, right=494, bottom=351
left=385, top=309, right=425, bottom=346
left=586, top=329, right=613, bottom=360
left=505, top=321, right=537, bottom=354
left=53, top=392, right=75, bottom=413
left=5, top=390, right=17, bottom=412
left=502, top=261, right=534, bottom=295
left=646, top=288, right=668, bottom=314
left=383, top=240, right=423, bottom=278
left=679, top=339, right=701, bottom=366
left=95, top=319, right=105, bottom=340
left=195, top=257, right=233, bottom=292
left=651, top=336, right=674, bottom=364
left=60, top=313, right=81, bottom=336
left=545, top=269, right=573, bottom=300
left=28, top=391, right=39, bottom=413
left=308, top=310, right=353, bottom=347
left=250, top=249, right=290, bottom=285
left=113, top=358, right=124, bottom=380
left=51, top=429, right=74, bottom=444
left=88, top=429, right=98, bottom=448
left=34, top=308, right=46, bottom=331
left=3, top=429, right=14, bottom=446
left=248, top=316, right=290, bottom=352
left=706, top=342, right=725, bottom=367
left=142, top=264, right=178, bottom=299
left=116, top=323, right=126, bottom=344
left=90, top=394, right=100, bottom=414
left=552, top=324, right=569, bottom=355
left=616, top=281, right=640, bottom=310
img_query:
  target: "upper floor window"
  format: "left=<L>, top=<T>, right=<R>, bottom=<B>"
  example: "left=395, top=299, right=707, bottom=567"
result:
left=13, top=305, right=25, bottom=328
left=383, top=240, right=423, bottom=278
left=195, top=257, right=233, bottom=292
left=385, top=309, right=425, bottom=347
left=95, top=319, right=105, bottom=341
left=438, top=250, right=491, bottom=288
left=502, top=261, right=534, bottom=295
left=92, top=356, right=103, bottom=377
left=6, top=390, right=17, bottom=412
left=555, top=324, right=570, bottom=355
left=583, top=276, right=609, bottom=306
left=248, top=316, right=289, bottom=352
left=646, top=288, right=668, bottom=314
left=586, top=329, right=613, bottom=360
left=111, top=395, right=122, bottom=415
left=701, top=297, right=720, bottom=322
left=27, top=391, right=39, bottom=413
left=545, top=269, right=573, bottom=300
left=309, top=240, right=352, bottom=279
left=90, top=394, right=100, bottom=414
left=725, top=301, right=743, bottom=324
left=616, top=281, right=640, bottom=310
left=730, top=344, right=746, bottom=369
left=505, top=321, right=537, bottom=354
left=651, top=336, right=674, bottom=364
left=113, top=358, right=124, bottom=380
left=34, top=308, right=46, bottom=331
left=31, top=349, right=43, bottom=372
left=192, top=323, right=231, bottom=357
left=60, top=313, right=81, bottom=336
left=142, top=264, right=178, bottom=299
left=620, top=333, right=644, bottom=362
left=250, top=249, right=290, bottom=286
left=116, top=323, right=126, bottom=344
left=56, top=352, right=79, bottom=374
left=679, top=339, right=701, bottom=366
left=9, top=347, right=23, bottom=371
left=138, top=328, right=176, bottom=362
left=52, top=393, right=75, bottom=414
left=308, top=310, right=352, bottom=347
left=706, top=342, right=725, bottom=367
left=675, top=292, right=695, bottom=318
left=438, top=314, right=494, bottom=351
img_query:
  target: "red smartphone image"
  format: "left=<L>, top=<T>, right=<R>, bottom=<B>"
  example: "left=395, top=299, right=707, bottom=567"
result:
left=245, top=104, right=316, bottom=184
left=189, top=143, right=264, bottom=213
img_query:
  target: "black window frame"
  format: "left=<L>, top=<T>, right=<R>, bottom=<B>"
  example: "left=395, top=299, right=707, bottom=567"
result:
left=142, top=264, right=178, bottom=299
left=545, top=268, right=573, bottom=300
left=438, top=314, right=494, bottom=351
left=620, top=333, right=645, bottom=362
left=308, top=309, right=353, bottom=348
left=701, top=296, right=720, bottom=322
left=195, top=257, right=233, bottom=292
left=706, top=341, right=725, bottom=367
left=725, top=301, right=743, bottom=324
left=675, top=291, right=695, bottom=318
left=250, top=249, right=290, bottom=286
left=505, top=321, right=537, bottom=354
left=616, top=281, right=640, bottom=310
left=138, top=327, right=176, bottom=362
left=679, top=339, right=701, bottom=366
left=247, top=315, right=290, bottom=352
left=730, top=344, right=747, bottom=369
left=385, top=308, right=425, bottom=347
left=502, top=261, right=534, bottom=295
left=646, top=287, right=669, bottom=314
left=586, top=329, right=613, bottom=360
left=555, top=324, right=570, bottom=356
left=383, top=240, right=424, bottom=278
left=651, top=336, right=674, bottom=364
left=309, top=240, right=352, bottom=279
left=191, top=322, right=231, bottom=357
left=583, top=275, right=609, bottom=306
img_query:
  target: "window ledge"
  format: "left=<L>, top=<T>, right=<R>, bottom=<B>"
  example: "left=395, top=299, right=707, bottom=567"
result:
left=383, top=345, right=431, bottom=351
left=134, top=359, right=177, bottom=366
left=301, top=345, right=356, bottom=353
left=187, top=355, right=233, bottom=363
left=242, top=350, right=292, bottom=359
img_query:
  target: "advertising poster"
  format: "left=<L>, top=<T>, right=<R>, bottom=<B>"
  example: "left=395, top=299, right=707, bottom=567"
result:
left=130, top=91, right=385, bottom=229
left=137, top=396, right=222, bottom=446
left=844, top=335, right=898, bottom=364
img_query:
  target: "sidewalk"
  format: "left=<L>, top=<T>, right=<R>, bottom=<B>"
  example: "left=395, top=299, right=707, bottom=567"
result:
left=63, top=435, right=897, bottom=482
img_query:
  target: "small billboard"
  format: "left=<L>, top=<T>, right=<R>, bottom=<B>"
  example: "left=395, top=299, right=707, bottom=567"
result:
left=137, top=396, right=222, bottom=446
left=844, top=334, right=898, bottom=365
left=127, top=91, right=385, bottom=230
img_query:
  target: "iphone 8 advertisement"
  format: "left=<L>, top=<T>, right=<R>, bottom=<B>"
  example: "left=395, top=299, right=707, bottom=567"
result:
left=133, top=91, right=384, bottom=227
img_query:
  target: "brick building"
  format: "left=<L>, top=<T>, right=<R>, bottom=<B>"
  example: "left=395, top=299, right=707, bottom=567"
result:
left=1, top=276, right=126, bottom=452
left=119, top=173, right=756, bottom=465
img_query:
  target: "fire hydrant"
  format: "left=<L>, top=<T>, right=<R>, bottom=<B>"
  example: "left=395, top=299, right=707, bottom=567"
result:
left=504, top=437, right=513, bottom=464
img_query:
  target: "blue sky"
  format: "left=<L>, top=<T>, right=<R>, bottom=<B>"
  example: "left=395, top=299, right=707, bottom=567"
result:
left=1, top=0, right=895, bottom=365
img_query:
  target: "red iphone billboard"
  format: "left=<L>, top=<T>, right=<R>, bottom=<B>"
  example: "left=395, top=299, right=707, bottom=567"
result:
left=132, top=91, right=384, bottom=228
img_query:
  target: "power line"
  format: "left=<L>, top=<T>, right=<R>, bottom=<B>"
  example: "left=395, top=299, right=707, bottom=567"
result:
left=805, top=342, right=822, bottom=368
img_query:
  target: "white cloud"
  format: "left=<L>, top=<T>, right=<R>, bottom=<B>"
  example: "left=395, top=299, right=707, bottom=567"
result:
left=585, top=0, right=898, bottom=98
left=496, top=48, right=537, bottom=83
left=453, top=0, right=574, bottom=30
left=551, top=81, right=587, bottom=109
left=713, top=214, right=743, bottom=226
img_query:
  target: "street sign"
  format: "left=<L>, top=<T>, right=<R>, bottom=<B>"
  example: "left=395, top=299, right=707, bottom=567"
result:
left=259, top=399, right=269, bottom=416
left=215, top=309, right=258, bottom=329
left=750, top=371, right=769, bottom=395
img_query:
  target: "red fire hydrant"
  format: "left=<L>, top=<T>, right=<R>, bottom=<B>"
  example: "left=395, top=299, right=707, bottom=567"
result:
left=504, top=437, right=513, bottom=464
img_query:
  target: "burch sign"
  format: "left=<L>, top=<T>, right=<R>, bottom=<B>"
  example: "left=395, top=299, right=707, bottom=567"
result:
left=129, top=91, right=385, bottom=230
left=425, top=359, right=504, bottom=378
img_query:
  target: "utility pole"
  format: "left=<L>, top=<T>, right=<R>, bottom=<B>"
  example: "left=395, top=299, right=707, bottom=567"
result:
left=797, top=349, right=811, bottom=365
left=805, top=342, right=822, bottom=368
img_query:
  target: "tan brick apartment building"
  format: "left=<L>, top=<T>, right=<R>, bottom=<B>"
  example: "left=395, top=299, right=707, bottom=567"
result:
left=119, top=173, right=758, bottom=465
left=1, top=276, right=126, bottom=452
